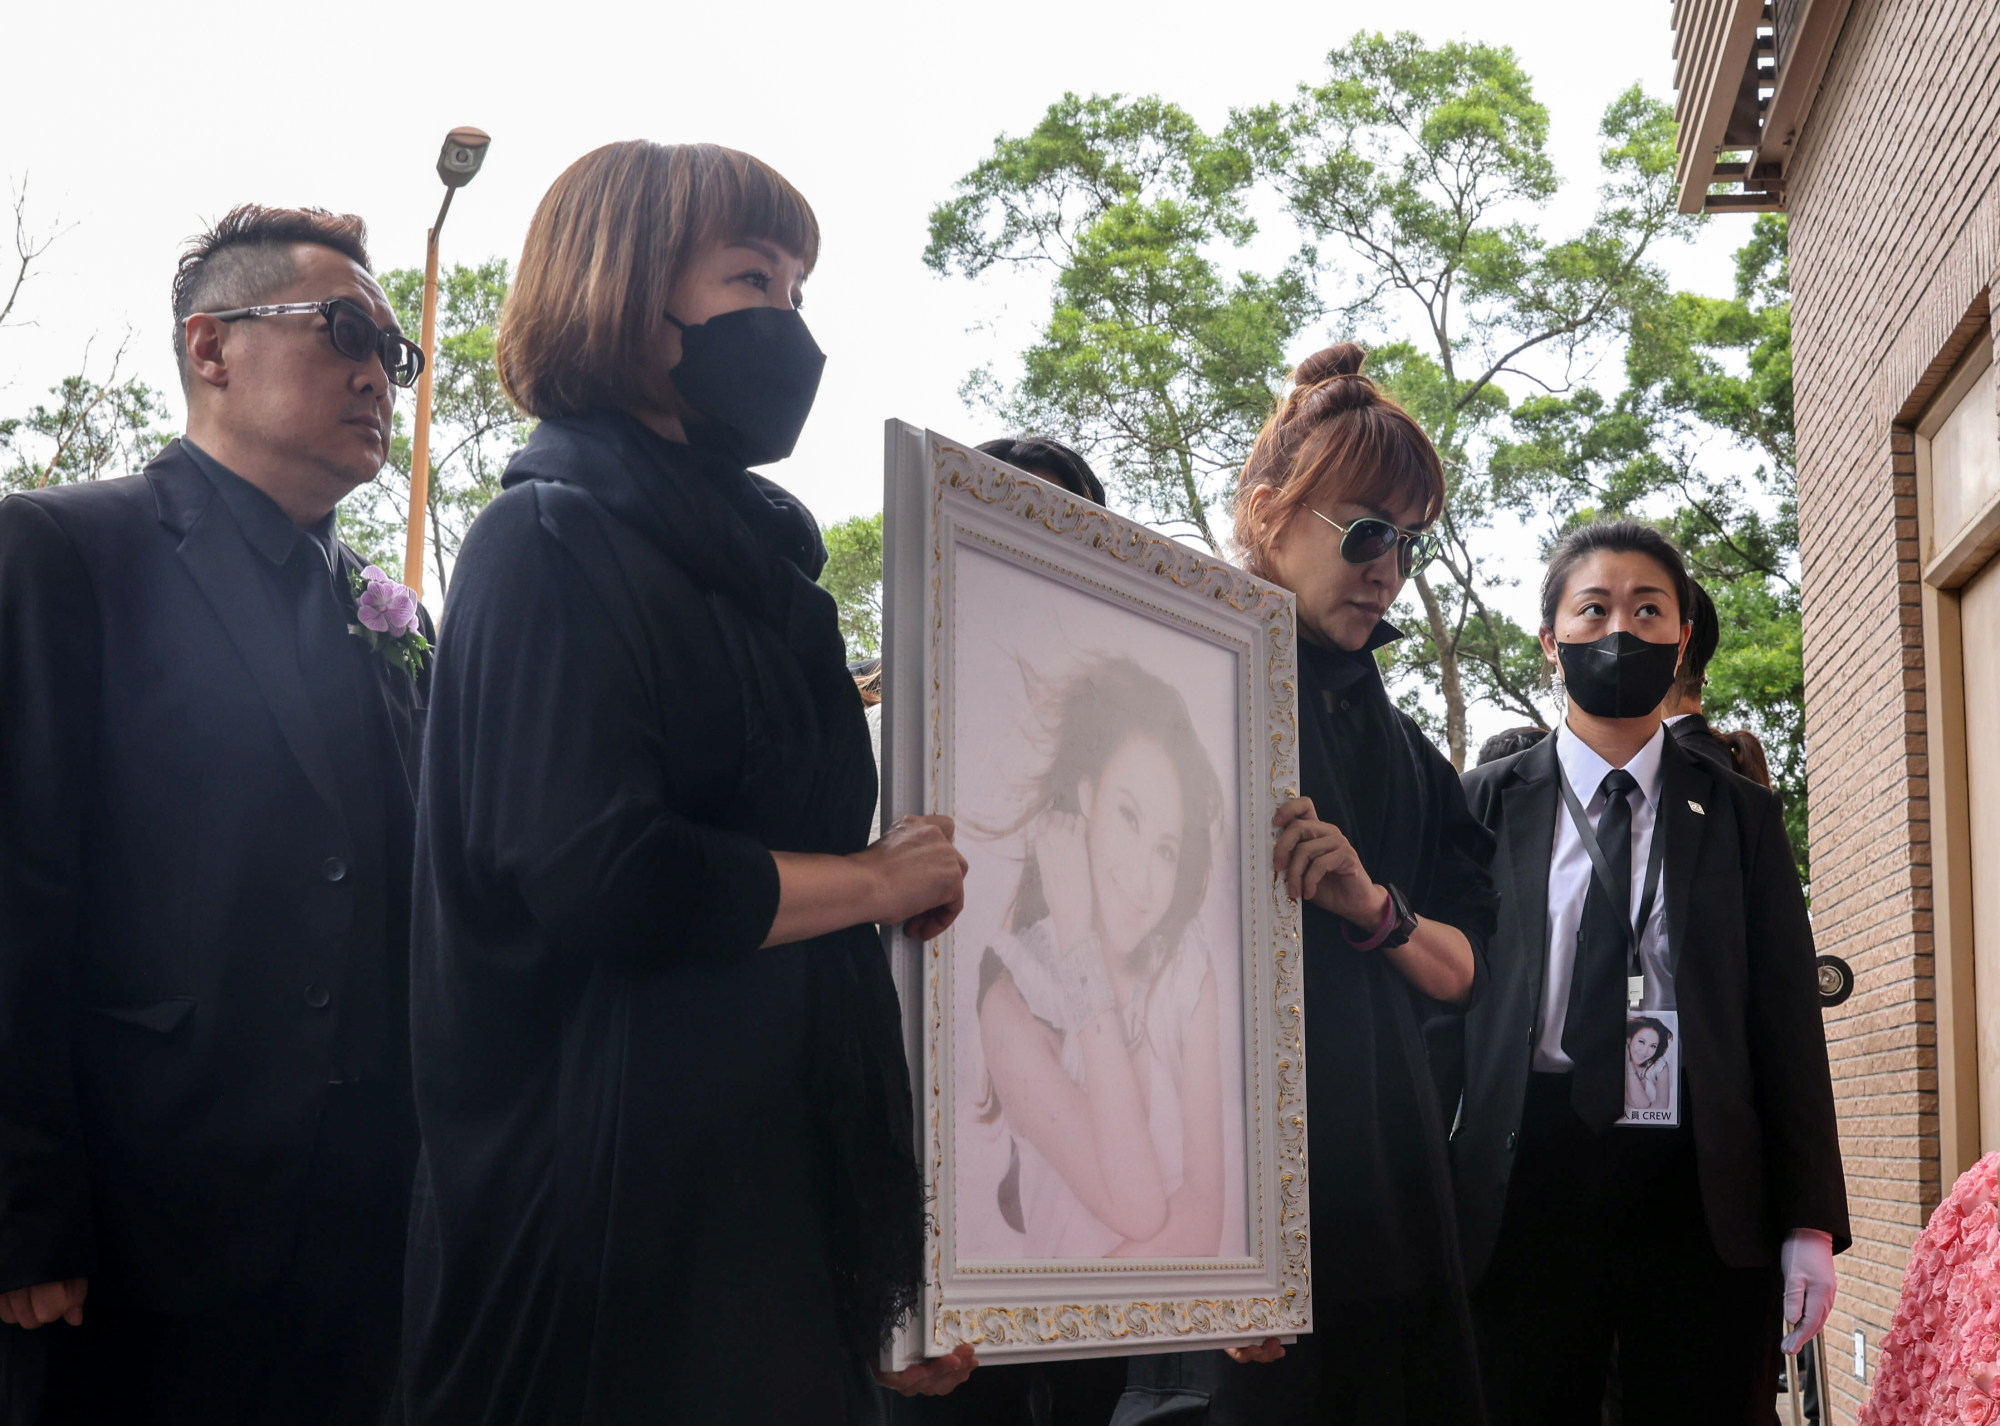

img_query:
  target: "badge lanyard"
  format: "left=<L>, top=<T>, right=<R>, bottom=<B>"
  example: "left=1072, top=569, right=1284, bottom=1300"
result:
left=1556, top=763, right=1666, bottom=1008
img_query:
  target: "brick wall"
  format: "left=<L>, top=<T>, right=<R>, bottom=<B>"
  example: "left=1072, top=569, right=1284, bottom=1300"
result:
left=1782, top=0, right=2000, bottom=1417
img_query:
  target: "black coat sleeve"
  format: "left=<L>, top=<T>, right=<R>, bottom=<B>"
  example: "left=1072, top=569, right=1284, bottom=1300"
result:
left=0, top=496, right=98, bottom=1291
left=1412, top=728, right=1499, bottom=1006
left=1740, top=785, right=1851, bottom=1251
left=434, top=491, right=781, bottom=967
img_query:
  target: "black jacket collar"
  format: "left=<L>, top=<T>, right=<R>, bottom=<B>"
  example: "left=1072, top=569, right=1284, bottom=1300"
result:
left=1298, top=618, right=1403, bottom=692
left=1671, top=711, right=1715, bottom=739
left=502, top=411, right=827, bottom=608
left=179, top=437, right=338, bottom=570
left=143, top=440, right=349, bottom=827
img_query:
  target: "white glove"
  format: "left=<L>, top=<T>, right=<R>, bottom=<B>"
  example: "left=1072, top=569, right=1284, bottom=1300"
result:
left=1780, top=1228, right=1837, bottom=1356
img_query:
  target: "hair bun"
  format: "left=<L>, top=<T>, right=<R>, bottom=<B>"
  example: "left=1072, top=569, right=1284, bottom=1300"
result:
left=1293, top=341, right=1367, bottom=387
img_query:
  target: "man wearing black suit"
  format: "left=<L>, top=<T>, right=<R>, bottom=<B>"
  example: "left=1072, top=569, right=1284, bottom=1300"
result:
left=1660, top=579, right=1736, bottom=776
left=1454, top=522, right=1846, bottom=1424
left=0, top=206, right=430, bottom=1424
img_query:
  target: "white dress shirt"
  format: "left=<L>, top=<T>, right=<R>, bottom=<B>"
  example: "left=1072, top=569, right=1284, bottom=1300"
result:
left=1533, top=722, right=1674, bottom=1072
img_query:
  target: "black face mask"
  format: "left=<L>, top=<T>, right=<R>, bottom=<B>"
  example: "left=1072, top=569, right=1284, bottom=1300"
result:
left=665, top=306, right=826, bottom=467
left=1557, top=630, right=1683, bottom=719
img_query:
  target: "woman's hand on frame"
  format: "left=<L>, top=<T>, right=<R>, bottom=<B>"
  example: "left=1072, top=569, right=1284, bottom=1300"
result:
left=1224, top=1336, right=1286, bottom=1365
left=1272, top=797, right=1387, bottom=926
left=875, top=1343, right=979, bottom=1396
left=863, top=814, right=968, bottom=941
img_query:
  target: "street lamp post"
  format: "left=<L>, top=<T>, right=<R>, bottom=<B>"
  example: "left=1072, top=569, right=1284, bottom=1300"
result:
left=402, top=125, right=490, bottom=604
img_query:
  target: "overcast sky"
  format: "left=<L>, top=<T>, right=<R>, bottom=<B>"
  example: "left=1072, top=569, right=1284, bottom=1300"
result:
left=2, top=0, right=1740, bottom=739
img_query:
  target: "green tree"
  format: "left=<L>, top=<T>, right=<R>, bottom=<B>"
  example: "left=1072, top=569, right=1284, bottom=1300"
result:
left=1, top=186, right=171, bottom=493
left=926, top=38, right=1695, bottom=768
left=342, top=258, right=529, bottom=589
left=925, top=93, right=1314, bottom=550
left=1231, top=36, right=1697, bottom=766
left=1, top=336, right=173, bottom=491
left=820, top=510, right=883, bottom=658
left=1490, top=215, right=1807, bottom=867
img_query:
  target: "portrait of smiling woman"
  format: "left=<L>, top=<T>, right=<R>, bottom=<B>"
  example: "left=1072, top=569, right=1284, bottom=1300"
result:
left=399, top=141, right=972, bottom=1426
left=972, top=655, right=1231, bottom=1261
left=1624, top=1015, right=1674, bottom=1115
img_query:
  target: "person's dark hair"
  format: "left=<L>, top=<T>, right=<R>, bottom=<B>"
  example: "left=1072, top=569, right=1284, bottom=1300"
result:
left=1538, top=520, right=1694, bottom=632
left=1234, top=342, right=1447, bottom=580
left=1477, top=726, right=1549, bottom=766
left=1627, top=1015, right=1673, bottom=1068
left=170, top=205, right=372, bottom=391
left=976, top=436, right=1106, bottom=507
left=987, top=656, right=1223, bottom=970
left=1671, top=580, right=1720, bottom=703
left=498, top=141, right=818, bottom=420
left=1720, top=728, right=1772, bottom=789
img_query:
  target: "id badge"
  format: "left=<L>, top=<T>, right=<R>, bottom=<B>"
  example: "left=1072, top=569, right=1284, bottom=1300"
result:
left=1618, top=1008, right=1680, bottom=1126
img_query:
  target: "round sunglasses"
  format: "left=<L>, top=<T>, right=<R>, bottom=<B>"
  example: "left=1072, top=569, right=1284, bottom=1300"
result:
left=1312, top=508, right=1442, bottom=577
left=203, top=298, right=427, bottom=389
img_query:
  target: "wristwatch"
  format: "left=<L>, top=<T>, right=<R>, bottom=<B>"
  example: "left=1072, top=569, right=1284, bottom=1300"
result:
left=1344, top=883, right=1419, bottom=951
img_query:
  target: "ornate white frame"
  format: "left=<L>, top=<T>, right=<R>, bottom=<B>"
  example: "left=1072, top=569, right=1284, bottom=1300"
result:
left=880, top=423, right=1309, bottom=1369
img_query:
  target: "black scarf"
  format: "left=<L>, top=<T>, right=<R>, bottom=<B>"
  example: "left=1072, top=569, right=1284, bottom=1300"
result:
left=501, top=411, right=923, bottom=1359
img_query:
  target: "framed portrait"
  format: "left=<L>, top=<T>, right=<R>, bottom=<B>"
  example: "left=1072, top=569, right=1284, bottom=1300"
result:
left=879, top=423, right=1310, bottom=1369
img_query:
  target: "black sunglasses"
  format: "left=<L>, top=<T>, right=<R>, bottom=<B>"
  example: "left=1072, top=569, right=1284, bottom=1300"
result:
left=1312, top=509, right=1442, bottom=577
left=204, top=298, right=426, bottom=389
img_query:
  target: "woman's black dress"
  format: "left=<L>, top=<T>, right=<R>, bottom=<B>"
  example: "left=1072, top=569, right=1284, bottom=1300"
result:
left=400, top=411, right=920, bottom=1426
left=1115, top=623, right=1497, bottom=1425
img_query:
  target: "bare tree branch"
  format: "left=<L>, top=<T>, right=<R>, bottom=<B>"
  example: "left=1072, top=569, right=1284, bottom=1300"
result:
left=1, top=177, right=72, bottom=333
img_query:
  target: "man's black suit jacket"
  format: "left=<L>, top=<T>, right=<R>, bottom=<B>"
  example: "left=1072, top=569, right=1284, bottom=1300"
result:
left=0, top=441, right=427, bottom=1316
left=1453, top=729, right=1848, bottom=1284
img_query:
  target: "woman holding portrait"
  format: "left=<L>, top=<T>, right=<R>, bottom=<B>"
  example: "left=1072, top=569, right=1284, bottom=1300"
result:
left=1114, top=343, right=1498, bottom=1425
left=399, top=141, right=972, bottom=1425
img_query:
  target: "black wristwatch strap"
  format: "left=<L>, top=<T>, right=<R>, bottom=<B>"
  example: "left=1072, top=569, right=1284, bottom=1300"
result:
left=1377, top=883, right=1419, bottom=949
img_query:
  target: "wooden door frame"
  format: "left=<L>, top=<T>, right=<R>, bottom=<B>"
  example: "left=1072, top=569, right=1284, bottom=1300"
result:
left=1917, top=330, right=1998, bottom=1181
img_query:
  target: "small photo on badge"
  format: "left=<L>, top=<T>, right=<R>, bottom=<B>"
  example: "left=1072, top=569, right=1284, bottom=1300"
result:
left=1619, top=1010, right=1680, bottom=1126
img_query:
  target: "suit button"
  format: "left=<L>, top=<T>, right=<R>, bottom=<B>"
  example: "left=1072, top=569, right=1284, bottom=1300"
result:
left=321, top=857, right=347, bottom=883
left=302, top=983, right=331, bottom=1010
left=1507, top=1131, right=1518, bottom=1152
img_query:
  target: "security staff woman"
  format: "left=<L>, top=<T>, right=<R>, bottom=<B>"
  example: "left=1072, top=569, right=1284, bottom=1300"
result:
left=1455, top=521, right=1848, bottom=1425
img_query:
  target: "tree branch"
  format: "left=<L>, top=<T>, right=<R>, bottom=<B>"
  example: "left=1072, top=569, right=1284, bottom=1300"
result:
left=1, top=177, right=69, bottom=332
left=36, top=334, right=124, bottom=488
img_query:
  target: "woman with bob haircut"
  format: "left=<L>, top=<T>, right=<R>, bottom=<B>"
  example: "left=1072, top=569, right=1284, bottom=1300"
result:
left=1454, top=520, right=1846, bottom=1423
left=399, top=141, right=974, bottom=1425
left=1114, top=342, right=1498, bottom=1425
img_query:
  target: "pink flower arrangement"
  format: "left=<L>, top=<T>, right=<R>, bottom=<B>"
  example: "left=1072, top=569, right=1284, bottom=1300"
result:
left=355, top=565, right=421, bottom=639
left=1862, top=1153, right=2000, bottom=1425
left=345, top=565, right=431, bottom=677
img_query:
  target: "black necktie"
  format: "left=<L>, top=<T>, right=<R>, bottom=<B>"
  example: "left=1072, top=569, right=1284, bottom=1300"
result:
left=1566, top=767, right=1637, bottom=1132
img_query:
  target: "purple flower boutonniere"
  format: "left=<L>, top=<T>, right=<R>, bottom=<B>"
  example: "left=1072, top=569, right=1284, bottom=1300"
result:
left=346, top=565, right=432, bottom=677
